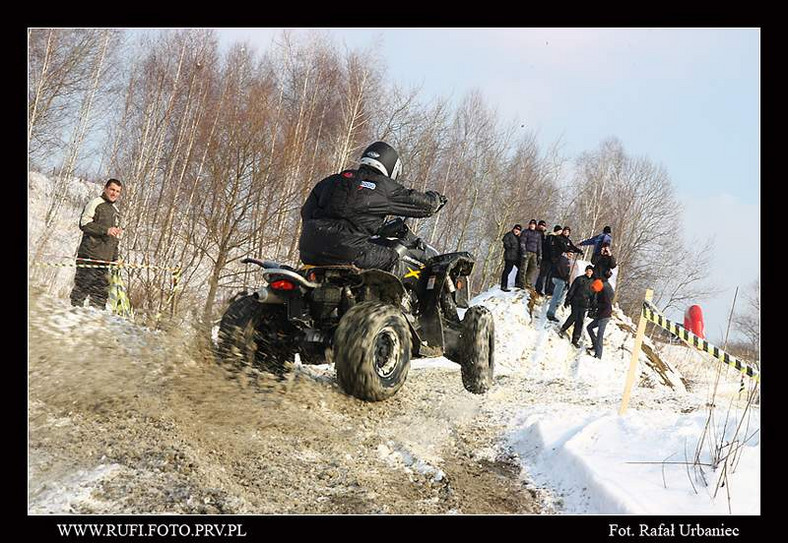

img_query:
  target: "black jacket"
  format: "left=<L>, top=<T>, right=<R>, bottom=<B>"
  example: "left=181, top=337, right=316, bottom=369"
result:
left=502, top=231, right=520, bottom=261
left=542, top=232, right=556, bottom=261
left=552, top=235, right=583, bottom=259
left=76, top=194, right=121, bottom=262
left=565, top=274, right=595, bottom=309
left=593, top=254, right=617, bottom=280
left=589, top=281, right=615, bottom=319
left=551, top=253, right=571, bottom=281
left=299, top=167, right=441, bottom=270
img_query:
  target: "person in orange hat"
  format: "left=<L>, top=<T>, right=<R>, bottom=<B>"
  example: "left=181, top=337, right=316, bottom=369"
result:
left=586, top=278, right=615, bottom=358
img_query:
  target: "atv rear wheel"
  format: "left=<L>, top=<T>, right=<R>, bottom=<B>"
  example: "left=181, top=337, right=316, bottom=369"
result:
left=217, top=294, right=295, bottom=376
left=460, top=305, right=495, bottom=394
left=333, top=301, right=411, bottom=402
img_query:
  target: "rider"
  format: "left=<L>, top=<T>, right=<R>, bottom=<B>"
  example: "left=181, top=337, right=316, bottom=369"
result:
left=299, top=141, right=447, bottom=272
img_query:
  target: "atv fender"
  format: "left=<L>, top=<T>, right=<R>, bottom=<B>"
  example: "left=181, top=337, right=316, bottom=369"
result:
left=426, top=252, right=474, bottom=308
left=358, top=269, right=430, bottom=358
left=359, top=269, right=407, bottom=306
left=416, top=251, right=476, bottom=352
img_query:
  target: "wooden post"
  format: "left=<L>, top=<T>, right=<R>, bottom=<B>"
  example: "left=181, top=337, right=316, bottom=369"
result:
left=619, top=288, right=653, bottom=415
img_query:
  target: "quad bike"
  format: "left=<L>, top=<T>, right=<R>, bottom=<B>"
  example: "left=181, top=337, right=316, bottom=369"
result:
left=216, top=218, right=494, bottom=402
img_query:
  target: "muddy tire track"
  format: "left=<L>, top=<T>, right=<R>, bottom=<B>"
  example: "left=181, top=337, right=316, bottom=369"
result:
left=28, top=294, right=540, bottom=515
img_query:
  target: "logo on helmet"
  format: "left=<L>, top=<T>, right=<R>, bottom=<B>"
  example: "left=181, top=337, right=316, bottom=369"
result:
left=365, top=151, right=380, bottom=158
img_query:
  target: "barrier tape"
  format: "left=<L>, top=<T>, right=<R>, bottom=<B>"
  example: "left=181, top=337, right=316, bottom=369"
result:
left=32, top=258, right=182, bottom=319
left=31, top=258, right=181, bottom=273
left=642, top=300, right=759, bottom=383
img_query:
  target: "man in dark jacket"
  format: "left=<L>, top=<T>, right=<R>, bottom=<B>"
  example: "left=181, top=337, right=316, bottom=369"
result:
left=578, top=226, right=612, bottom=265
left=516, top=219, right=542, bottom=290
left=553, top=225, right=584, bottom=257
left=546, top=249, right=574, bottom=322
left=299, top=141, right=445, bottom=272
left=586, top=278, right=615, bottom=358
left=536, top=222, right=560, bottom=296
left=559, top=264, right=595, bottom=347
left=592, top=242, right=617, bottom=281
left=70, top=178, right=123, bottom=308
left=500, top=224, right=522, bottom=291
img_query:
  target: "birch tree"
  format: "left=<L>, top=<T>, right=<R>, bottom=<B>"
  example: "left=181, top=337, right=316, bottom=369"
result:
left=32, top=29, right=119, bottom=264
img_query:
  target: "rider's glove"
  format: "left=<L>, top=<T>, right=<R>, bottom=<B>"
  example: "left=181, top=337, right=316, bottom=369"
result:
left=426, top=191, right=448, bottom=212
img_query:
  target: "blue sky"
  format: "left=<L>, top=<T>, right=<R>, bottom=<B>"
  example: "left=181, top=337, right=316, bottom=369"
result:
left=215, top=28, right=760, bottom=341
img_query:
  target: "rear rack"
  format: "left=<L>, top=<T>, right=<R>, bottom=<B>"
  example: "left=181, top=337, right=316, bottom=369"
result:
left=242, top=258, right=320, bottom=289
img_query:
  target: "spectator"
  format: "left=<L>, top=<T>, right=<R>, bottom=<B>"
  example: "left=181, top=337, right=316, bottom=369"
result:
left=558, top=264, right=595, bottom=347
left=593, top=242, right=617, bottom=281
left=543, top=224, right=564, bottom=296
left=553, top=225, right=584, bottom=256
left=586, top=279, right=615, bottom=359
left=546, top=250, right=575, bottom=322
left=578, top=225, right=612, bottom=265
left=516, top=219, right=542, bottom=291
left=534, top=220, right=553, bottom=296
left=500, top=224, right=522, bottom=292
left=70, top=178, right=123, bottom=308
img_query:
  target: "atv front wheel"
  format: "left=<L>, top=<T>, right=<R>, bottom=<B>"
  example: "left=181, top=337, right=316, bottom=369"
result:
left=217, top=294, right=295, bottom=376
left=460, top=305, right=495, bottom=394
left=333, top=301, right=411, bottom=401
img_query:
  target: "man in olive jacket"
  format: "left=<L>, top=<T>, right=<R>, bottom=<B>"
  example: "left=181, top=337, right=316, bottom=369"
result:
left=70, top=179, right=123, bottom=308
left=516, top=219, right=542, bottom=290
left=500, top=224, right=522, bottom=291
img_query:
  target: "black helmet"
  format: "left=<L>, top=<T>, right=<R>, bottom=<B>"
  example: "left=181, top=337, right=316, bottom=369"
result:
left=359, top=141, right=402, bottom=180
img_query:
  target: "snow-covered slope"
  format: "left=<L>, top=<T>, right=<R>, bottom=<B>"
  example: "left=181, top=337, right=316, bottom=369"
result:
left=29, top=171, right=103, bottom=297
left=28, top=169, right=759, bottom=515
left=462, top=286, right=760, bottom=515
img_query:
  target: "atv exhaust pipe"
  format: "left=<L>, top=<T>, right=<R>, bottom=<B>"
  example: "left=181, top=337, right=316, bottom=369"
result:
left=252, top=287, right=284, bottom=304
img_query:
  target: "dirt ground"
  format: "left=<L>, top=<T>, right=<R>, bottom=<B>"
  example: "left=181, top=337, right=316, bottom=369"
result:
left=28, top=292, right=544, bottom=515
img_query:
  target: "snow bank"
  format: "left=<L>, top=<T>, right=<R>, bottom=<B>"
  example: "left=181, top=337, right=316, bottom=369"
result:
left=657, top=342, right=752, bottom=403
left=507, top=406, right=760, bottom=515
left=466, top=285, right=760, bottom=515
left=29, top=171, right=104, bottom=297
left=470, top=285, right=685, bottom=394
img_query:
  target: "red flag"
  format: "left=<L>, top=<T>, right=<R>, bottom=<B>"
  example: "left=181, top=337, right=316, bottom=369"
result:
left=683, top=305, right=705, bottom=339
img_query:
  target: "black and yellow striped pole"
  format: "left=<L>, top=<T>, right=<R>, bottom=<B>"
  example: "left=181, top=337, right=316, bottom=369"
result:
left=620, top=290, right=760, bottom=416
left=642, top=299, right=759, bottom=383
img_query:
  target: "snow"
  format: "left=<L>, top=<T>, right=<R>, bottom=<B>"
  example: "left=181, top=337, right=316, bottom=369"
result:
left=508, top=407, right=759, bottom=515
left=462, top=285, right=759, bottom=515
left=29, top=463, right=125, bottom=514
left=29, top=169, right=759, bottom=516
left=409, top=282, right=759, bottom=515
left=376, top=441, right=447, bottom=483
